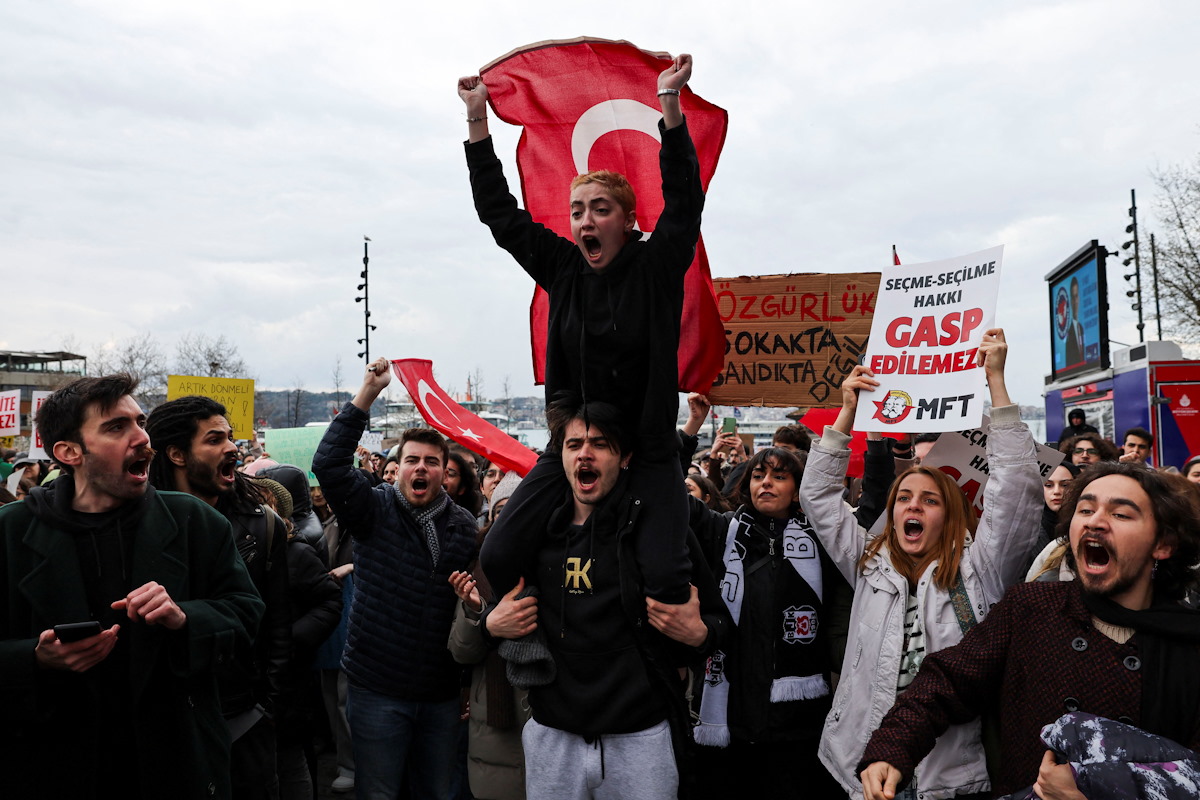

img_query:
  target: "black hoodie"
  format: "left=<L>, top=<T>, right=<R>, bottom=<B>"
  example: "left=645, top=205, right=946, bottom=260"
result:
left=529, top=477, right=666, bottom=737
left=23, top=476, right=150, bottom=783
left=26, top=476, right=149, bottom=631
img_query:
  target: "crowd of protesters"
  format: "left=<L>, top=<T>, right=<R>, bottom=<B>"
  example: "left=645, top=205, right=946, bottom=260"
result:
left=5, top=360, right=1200, bottom=800
left=4, top=51, right=1200, bottom=800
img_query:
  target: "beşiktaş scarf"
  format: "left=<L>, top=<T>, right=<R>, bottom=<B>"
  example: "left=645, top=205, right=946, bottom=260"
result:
left=394, top=487, right=450, bottom=567
left=694, top=509, right=830, bottom=747
left=1081, top=589, right=1200, bottom=747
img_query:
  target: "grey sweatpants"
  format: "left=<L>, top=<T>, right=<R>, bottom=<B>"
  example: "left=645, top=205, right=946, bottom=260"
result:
left=523, top=718, right=678, bottom=800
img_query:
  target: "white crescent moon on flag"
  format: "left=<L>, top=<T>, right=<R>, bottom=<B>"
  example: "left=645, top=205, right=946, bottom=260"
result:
left=417, top=379, right=459, bottom=429
left=570, top=99, right=663, bottom=176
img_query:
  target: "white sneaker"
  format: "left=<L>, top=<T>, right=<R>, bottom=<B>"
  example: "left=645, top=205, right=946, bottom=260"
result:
left=331, top=770, right=355, bottom=793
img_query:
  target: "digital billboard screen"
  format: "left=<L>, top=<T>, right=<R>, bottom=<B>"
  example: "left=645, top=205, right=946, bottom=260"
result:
left=1048, top=241, right=1109, bottom=380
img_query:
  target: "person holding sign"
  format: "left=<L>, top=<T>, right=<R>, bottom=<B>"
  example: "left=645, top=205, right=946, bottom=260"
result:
left=798, top=328, right=1043, bottom=799
left=459, top=54, right=702, bottom=608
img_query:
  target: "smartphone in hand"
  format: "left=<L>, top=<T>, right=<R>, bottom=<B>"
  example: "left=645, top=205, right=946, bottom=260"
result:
left=54, top=621, right=102, bottom=643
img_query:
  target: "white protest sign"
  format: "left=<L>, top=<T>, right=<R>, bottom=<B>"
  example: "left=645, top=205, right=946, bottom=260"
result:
left=28, top=391, right=54, bottom=459
left=921, top=414, right=1063, bottom=517
left=855, top=246, right=1003, bottom=433
left=0, top=390, right=20, bottom=436
left=358, top=431, right=384, bottom=453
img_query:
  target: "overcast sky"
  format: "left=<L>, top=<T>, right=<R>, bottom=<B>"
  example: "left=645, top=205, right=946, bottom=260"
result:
left=4, top=0, right=1199, bottom=410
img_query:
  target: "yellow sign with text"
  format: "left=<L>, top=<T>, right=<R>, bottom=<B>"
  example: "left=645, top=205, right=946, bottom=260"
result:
left=166, top=375, right=255, bottom=438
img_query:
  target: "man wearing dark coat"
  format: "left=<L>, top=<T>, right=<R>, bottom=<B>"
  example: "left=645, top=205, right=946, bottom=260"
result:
left=312, top=357, right=478, bottom=800
left=859, top=462, right=1200, bottom=800
left=0, top=374, right=263, bottom=799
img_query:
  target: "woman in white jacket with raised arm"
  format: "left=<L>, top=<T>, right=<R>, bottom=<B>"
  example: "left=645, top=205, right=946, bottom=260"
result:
left=798, top=328, right=1043, bottom=800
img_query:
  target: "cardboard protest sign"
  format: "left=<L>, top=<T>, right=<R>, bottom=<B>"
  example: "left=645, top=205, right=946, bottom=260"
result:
left=167, top=375, right=255, bottom=438
left=921, top=414, right=1063, bottom=517
left=263, top=427, right=326, bottom=486
left=706, top=272, right=879, bottom=407
left=853, top=246, right=1003, bottom=432
left=0, top=390, right=20, bottom=436
left=27, top=391, right=53, bottom=460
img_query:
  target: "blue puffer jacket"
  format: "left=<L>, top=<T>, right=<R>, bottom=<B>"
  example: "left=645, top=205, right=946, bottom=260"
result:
left=312, top=402, right=477, bottom=701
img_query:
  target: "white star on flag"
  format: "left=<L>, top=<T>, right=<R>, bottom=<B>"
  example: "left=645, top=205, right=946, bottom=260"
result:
left=390, top=358, right=537, bottom=477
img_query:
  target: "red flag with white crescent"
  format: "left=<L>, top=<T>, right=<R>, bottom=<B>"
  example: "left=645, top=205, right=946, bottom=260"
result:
left=391, top=359, right=538, bottom=477
left=480, top=37, right=727, bottom=392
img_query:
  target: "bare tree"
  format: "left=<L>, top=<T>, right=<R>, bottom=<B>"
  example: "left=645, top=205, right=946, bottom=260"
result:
left=331, top=355, right=345, bottom=416
left=470, top=368, right=485, bottom=406
left=90, top=332, right=169, bottom=404
left=1152, top=158, right=1200, bottom=342
left=501, top=374, right=514, bottom=429
left=289, top=377, right=306, bottom=428
left=59, top=333, right=85, bottom=357
left=174, top=333, right=250, bottom=378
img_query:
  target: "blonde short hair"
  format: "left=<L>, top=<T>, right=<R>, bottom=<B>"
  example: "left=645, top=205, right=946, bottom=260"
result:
left=569, top=170, right=636, bottom=214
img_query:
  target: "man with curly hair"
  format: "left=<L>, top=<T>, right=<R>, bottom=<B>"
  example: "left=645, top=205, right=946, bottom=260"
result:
left=859, top=462, right=1200, bottom=799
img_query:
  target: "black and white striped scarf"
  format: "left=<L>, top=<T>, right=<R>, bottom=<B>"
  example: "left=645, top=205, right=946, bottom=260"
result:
left=694, top=508, right=830, bottom=747
left=394, top=488, right=450, bottom=566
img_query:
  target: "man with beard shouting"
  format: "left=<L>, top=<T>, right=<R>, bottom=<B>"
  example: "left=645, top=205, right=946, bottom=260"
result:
left=147, top=394, right=292, bottom=800
left=859, top=461, right=1200, bottom=800
left=312, top=357, right=478, bottom=800
left=0, top=374, right=263, bottom=799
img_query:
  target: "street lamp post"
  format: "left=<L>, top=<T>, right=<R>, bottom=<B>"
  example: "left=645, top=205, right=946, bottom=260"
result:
left=1121, top=189, right=1145, bottom=343
left=356, top=236, right=378, bottom=365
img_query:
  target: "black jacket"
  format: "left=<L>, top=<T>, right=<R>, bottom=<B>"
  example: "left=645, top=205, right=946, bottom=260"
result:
left=260, top=463, right=328, bottom=569
left=3, top=480, right=263, bottom=799
left=1061, top=422, right=1099, bottom=440
left=312, top=402, right=477, bottom=701
left=502, top=474, right=730, bottom=775
left=467, top=119, right=704, bottom=450
left=687, top=498, right=848, bottom=743
left=277, top=536, right=342, bottom=739
left=216, top=491, right=293, bottom=717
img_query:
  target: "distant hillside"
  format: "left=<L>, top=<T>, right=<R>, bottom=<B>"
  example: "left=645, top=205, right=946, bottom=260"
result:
left=250, top=389, right=546, bottom=431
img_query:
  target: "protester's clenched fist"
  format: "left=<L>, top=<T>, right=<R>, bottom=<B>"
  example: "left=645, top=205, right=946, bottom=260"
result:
left=362, top=357, right=391, bottom=393
left=458, top=76, right=488, bottom=109
left=860, top=761, right=902, bottom=800
left=658, top=54, right=692, bottom=92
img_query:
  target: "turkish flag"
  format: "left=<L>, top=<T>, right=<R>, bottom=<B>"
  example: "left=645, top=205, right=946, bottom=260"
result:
left=481, top=37, right=727, bottom=392
left=391, top=359, right=538, bottom=477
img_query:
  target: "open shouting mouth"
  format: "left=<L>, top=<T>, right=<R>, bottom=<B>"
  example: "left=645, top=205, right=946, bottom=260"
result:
left=1079, top=536, right=1113, bottom=573
left=581, top=235, right=602, bottom=261
left=125, top=447, right=156, bottom=483
left=576, top=466, right=599, bottom=493
left=219, top=456, right=237, bottom=486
